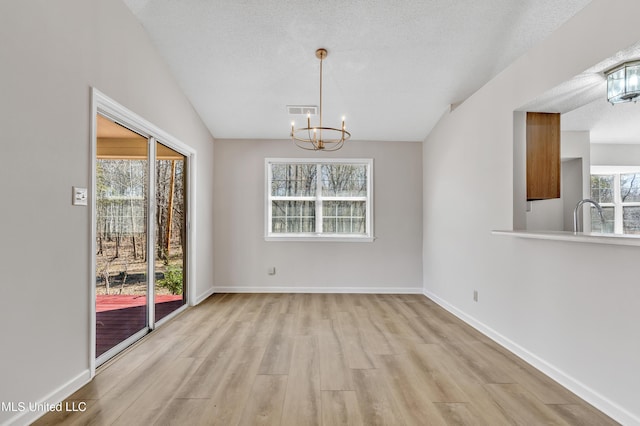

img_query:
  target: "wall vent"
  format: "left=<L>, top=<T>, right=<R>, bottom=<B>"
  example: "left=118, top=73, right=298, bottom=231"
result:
left=287, top=105, right=318, bottom=115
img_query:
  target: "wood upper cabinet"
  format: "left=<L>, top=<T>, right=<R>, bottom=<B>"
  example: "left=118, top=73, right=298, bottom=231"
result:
left=526, top=112, right=560, bottom=200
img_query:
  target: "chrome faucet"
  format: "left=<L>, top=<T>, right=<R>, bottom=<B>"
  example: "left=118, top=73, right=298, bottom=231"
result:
left=573, top=199, right=605, bottom=233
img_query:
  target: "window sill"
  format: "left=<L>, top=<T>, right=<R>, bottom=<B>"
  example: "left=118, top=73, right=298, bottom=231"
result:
left=492, top=230, right=640, bottom=247
left=265, top=234, right=375, bottom=243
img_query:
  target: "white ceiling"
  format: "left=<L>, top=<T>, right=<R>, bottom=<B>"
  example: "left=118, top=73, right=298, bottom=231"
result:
left=562, top=96, right=640, bottom=144
left=122, top=0, right=593, bottom=142
left=522, top=41, right=640, bottom=144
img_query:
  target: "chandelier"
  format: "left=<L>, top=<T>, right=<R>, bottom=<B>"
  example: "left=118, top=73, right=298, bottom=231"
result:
left=290, top=48, right=351, bottom=151
left=606, top=60, right=640, bottom=104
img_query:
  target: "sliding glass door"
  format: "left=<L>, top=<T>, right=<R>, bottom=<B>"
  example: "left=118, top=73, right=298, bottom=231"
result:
left=95, top=115, right=189, bottom=364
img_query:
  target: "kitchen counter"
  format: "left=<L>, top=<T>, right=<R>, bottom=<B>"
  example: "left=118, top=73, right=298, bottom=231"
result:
left=492, top=230, right=640, bottom=247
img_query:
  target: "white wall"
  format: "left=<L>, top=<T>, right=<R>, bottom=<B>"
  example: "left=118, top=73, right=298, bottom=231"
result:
left=562, top=132, right=592, bottom=231
left=524, top=131, right=590, bottom=231
left=592, top=143, right=640, bottom=165
left=562, top=158, right=583, bottom=231
left=213, top=139, right=423, bottom=293
left=423, top=1, right=640, bottom=424
left=0, top=1, right=214, bottom=425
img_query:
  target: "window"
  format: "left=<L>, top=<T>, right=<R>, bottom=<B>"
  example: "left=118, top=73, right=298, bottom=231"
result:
left=266, top=158, right=373, bottom=241
left=590, top=167, right=640, bottom=234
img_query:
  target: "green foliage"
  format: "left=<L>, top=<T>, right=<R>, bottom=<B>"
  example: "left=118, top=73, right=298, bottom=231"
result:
left=158, top=265, right=183, bottom=295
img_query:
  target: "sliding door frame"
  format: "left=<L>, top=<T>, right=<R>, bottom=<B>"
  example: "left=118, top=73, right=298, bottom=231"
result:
left=90, top=88, right=197, bottom=375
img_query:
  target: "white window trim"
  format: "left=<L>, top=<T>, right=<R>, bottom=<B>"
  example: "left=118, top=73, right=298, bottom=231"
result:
left=265, top=158, right=374, bottom=242
left=591, top=165, right=640, bottom=234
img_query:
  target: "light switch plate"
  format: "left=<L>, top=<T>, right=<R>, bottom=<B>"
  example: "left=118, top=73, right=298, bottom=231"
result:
left=73, top=187, right=88, bottom=206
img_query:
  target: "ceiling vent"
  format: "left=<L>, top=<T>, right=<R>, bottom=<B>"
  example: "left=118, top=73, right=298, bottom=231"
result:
left=287, top=105, right=317, bottom=115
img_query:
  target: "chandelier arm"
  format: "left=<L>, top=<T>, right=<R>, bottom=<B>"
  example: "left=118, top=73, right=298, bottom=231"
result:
left=294, top=138, right=321, bottom=150
left=323, top=141, right=344, bottom=151
left=292, top=128, right=351, bottom=147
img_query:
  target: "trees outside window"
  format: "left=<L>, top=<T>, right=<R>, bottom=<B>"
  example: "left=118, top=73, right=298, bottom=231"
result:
left=266, top=159, right=372, bottom=241
left=590, top=170, right=640, bottom=234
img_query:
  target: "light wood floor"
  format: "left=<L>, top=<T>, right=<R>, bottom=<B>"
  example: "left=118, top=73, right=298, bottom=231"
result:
left=35, top=293, right=618, bottom=425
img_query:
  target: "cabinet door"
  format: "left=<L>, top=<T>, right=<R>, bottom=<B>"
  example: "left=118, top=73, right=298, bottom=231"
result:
left=526, top=112, right=560, bottom=200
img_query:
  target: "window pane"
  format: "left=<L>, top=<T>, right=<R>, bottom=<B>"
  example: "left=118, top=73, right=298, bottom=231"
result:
left=321, top=164, right=367, bottom=196
left=322, top=201, right=366, bottom=217
left=623, top=206, right=640, bottom=234
left=590, top=206, right=614, bottom=233
left=322, top=201, right=366, bottom=234
left=271, top=164, right=316, bottom=196
left=590, top=175, right=614, bottom=203
left=97, top=160, right=147, bottom=235
left=627, top=64, right=640, bottom=93
left=323, top=218, right=366, bottom=234
left=620, top=173, right=640, bottom=202
left=271, top=200, right=315, bottom=233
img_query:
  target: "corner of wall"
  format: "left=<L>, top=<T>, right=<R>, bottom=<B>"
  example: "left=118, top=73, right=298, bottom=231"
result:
left=513, top=111, right=527, bottom=230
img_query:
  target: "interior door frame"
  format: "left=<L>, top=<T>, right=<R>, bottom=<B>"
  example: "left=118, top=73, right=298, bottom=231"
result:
left=90, top=88, right=197, bottom=375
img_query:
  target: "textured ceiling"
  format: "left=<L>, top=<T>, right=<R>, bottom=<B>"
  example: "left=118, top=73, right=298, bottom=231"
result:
left=523, top=41, right=640, bottom=144
left=122, top=0, right=592, bottom=141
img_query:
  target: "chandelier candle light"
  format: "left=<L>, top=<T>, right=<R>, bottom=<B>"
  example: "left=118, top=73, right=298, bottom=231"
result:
left=290, top=48, right=351, bottom=151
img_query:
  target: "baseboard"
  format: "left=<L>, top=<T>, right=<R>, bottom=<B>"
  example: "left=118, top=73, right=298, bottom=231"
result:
left=194, top=286, right=216, bottom=305
left=2, top=369, right=91, bottom=426
left=422, top=289, right=640, bottom=426
left=213, top=286, right=423, bottom=294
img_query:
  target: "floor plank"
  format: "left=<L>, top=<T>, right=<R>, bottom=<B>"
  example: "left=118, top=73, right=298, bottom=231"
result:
left=484, top=383, right=572, bottom=425
left=351, top=368, right=408, bottom=425
left=258, top=314, right=296, bottom=375
left=281, top=336, right=321, bottom=426
left=318, top=319, right=353, bottom=391
left=199, top=343, right=268, bottom=425
left=238, top=375, right=287, bottom=426
left=377, top=352, right=448, bottom=425
left=321, top=391, right=363, bottom=426
left=111, top=357, right=204, bottom=425
left=547, top=403, right=621, bottom=426
left=433, top=402, right=483, bottom=426
left=335, top=311, right=377, bottom=369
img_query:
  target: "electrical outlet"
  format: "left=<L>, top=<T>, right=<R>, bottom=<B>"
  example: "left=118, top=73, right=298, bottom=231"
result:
left=473, top=290, right=478, bottom=302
